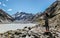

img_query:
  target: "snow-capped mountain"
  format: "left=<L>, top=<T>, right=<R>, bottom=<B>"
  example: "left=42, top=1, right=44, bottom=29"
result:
left=0, top=9, right=38, bottom=23
left=0, top=9, right=14, bottom=23
left=0, top=9, right=43, bottom=23
left=13, top=12, right=35, bottom=23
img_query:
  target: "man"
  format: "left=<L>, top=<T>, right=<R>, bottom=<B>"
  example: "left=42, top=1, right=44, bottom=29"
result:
left=45, top=13, right=49, bottom=32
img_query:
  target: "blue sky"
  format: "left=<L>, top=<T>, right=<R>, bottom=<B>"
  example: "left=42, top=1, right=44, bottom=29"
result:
left=0, top=0, right=56, bottom=15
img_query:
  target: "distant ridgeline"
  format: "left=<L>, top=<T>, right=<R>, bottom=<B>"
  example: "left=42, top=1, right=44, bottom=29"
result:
left=0, top=9, right=35, bottom=23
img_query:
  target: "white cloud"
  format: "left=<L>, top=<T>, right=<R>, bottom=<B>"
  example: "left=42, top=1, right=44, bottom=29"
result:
left=6, top=0, right=8, bottom=1
left=3, top=3, right=6, bottom=7
left=0, top=2, right=1, bottom=5
left=7, top=9, right=12, bottom=11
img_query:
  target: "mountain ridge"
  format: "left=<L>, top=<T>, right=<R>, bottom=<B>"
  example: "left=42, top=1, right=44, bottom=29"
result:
left=0, top=9, right=14, bottom=23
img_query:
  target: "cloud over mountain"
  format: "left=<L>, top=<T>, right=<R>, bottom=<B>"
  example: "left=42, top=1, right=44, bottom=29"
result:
left=7, top=9, right=12, bottom=11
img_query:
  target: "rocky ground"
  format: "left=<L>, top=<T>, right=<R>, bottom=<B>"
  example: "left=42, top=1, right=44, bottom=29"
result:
left=0, top=24, right=60, bottom=38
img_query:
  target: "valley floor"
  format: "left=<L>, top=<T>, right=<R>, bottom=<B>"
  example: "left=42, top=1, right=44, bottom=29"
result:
left=0, top=23, right=36, bottom=33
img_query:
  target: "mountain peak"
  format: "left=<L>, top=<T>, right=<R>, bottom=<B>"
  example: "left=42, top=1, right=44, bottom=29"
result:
left=12, top=12, right=35, bottom=23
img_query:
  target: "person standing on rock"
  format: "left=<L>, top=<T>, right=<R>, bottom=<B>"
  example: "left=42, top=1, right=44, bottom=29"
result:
left=44, top=13, right=49, bottom=32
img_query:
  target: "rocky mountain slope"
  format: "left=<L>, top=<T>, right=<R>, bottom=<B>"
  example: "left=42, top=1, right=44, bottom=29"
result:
left=33, top=1, right=60, bottom=26
left=0, top=9, right=14, bottom=23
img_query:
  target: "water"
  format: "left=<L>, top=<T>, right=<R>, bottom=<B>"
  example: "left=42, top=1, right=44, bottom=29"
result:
left=0, top=23, right=36, bottom=33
